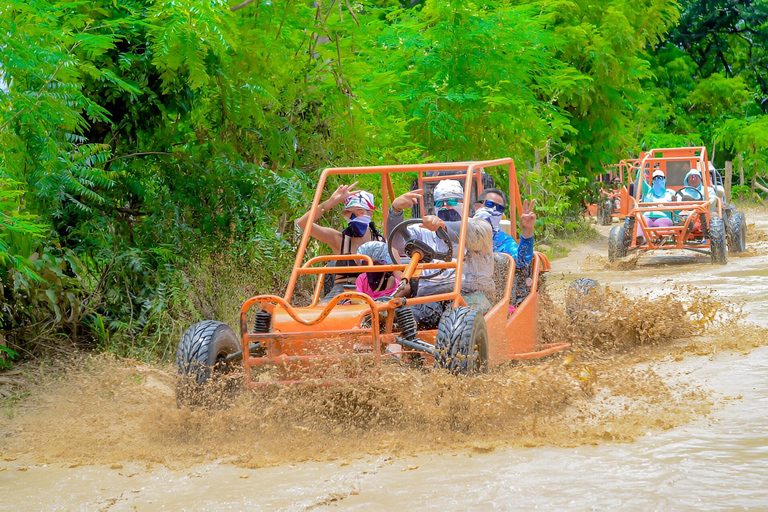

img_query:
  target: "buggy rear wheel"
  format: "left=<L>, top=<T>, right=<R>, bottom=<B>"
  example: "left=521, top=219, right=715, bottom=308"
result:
left=726, top=211, right=747, bottom=254
left=709, top=216, right=728, bottom=265
left=434, top=307, right=489, bottom=375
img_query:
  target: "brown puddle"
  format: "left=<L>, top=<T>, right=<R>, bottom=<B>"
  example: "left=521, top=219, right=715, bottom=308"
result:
left=2, top=286, right=766, bottom=471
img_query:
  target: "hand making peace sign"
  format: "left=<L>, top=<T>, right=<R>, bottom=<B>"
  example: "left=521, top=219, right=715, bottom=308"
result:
left=520, top=199, right=536, bottom=239
left=328, top=181, right=360, bottom=207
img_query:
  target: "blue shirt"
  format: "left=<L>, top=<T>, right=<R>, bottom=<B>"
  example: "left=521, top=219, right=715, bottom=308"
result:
left=494, top=231, right=534, bottom=268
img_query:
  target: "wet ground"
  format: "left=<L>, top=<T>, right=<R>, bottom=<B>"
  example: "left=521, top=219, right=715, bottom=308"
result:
left=2, top=209, right=768, bottom=510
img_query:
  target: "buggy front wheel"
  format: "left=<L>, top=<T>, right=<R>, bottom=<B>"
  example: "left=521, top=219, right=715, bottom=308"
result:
left=709, top=216, right=728, bottom=265
left=175, top=321, right=241, bottom=405
left=608, top=224, right=628, bottom=262
left=434, top=307, right=489, bottom=375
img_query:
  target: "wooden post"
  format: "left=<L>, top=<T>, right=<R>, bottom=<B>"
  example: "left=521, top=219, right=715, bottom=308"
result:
left=725, top=161, right=732, bottom=203
left=739, top=153, right=745, bottom=186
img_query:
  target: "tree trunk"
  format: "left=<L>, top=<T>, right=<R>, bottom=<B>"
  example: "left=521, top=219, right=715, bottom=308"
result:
left=750, top=160, right=757, bottom=201
left=724, top=160, right=732, bottom=203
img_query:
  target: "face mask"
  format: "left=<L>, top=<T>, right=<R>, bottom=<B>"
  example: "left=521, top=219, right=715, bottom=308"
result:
left=437, top=208, right=462, bottom=222
left=366, top=271, right=391, bottom=292
left=475, top=206, right=502, bottom=232
left=342, top=214, right=371, bottom=238
left=652, top=179, right=666, bottom=197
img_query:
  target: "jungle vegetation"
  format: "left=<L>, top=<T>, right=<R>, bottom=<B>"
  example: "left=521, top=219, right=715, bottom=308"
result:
left=2, top=0, right=767, bottom=362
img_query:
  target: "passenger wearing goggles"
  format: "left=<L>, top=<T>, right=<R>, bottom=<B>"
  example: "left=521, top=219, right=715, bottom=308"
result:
left=386, top=179, right=464, bottom=295
left=387, top=179, right=493, bottom=328
left=471, top=188, right=535, bottom=268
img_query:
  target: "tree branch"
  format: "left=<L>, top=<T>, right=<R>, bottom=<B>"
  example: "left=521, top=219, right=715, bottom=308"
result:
left=106, top=151, right=174, bottom=163
left=230, top=0, right=255, bottom=12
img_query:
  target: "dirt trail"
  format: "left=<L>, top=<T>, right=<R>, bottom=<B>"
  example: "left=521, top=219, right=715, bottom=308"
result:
left=2, top=209, right=768, bottom=510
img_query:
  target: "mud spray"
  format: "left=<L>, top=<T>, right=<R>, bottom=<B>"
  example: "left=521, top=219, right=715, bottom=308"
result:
left=1, top=288, right=767, bottom=470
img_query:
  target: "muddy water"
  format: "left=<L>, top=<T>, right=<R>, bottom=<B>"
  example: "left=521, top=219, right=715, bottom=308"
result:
left=2, top=216, right=768, bottom=510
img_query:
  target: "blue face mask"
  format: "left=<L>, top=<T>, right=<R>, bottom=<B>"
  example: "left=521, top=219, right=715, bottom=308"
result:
left=652, top=178, right=666, bottom=197
left=342, top=214, right=371, bottom=238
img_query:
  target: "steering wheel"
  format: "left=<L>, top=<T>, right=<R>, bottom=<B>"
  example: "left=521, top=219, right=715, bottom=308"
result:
left=387, top=218, right=453, bottom=278
left=674, top=186, right=703, bottom=202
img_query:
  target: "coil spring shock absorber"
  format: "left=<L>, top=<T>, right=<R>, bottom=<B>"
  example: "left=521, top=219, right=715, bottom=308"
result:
left=253, top=309, right=272, bottom=333
left=394, top=307, right=417, bottom=341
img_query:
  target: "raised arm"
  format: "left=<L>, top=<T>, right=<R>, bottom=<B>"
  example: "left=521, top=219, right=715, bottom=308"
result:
left=387, top=189, right=423, bottom=251
left=295, top=182, right=359, bottom=253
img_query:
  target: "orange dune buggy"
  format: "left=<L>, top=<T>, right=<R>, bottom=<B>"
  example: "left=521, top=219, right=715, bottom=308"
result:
left=175, top=159, right=569, bottom=390
left=607, top=146, right=747, bottom=265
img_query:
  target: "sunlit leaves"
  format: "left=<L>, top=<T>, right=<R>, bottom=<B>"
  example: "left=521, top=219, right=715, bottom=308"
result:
left=147, top=0, right=237, bottom=91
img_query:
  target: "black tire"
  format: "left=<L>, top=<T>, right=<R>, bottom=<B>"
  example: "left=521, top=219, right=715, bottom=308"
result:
left=608, top=225, right=627, bottom=262
left=566, top=278, right=601, bottom=317
left=176, top=321, right=241, bottom=384
left=727, top=211, right=747, bottom=253
left=709, top=216, right=728, bottom=265
left=598, top=200, right=613, bottom=226
left=434, top=307, right=489, bottom=375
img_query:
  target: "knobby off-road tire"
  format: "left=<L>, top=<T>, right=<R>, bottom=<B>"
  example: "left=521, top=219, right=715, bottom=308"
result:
left=176, top=321, right=240, bottom=383
left=709, top=216, right=728, bottom=265
left=176, top=321, right=241, bottom=407
left=434, top=307, right=489, bottom=375
left=598, top=200, right=613, bottom=226
left=726, top=211, right=747, bottom=254
left=608, top=224, right=628, bottom=262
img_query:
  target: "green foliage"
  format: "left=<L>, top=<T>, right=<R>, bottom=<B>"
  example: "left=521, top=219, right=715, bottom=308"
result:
left=690, top=74, right=751, bottom=118
left=1, top=0, right=767, bottom=362
left=354, top=0, right=579, bottom=162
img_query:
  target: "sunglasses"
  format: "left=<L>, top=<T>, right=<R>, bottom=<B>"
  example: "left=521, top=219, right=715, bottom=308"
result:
left=483, top=199, right=505, bottom=213
left=652, top=176, right=665, bottom=181
left=434, top=198, right=459, bottom=208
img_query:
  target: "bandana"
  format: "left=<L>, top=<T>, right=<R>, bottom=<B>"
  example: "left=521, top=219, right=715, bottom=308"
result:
left=433, top=180, right=464, bottom=201
left=651, top=178, right=666, bottom=198
left=343, top=191, right=375, bottom=211
left=342, top=214, right=371, bottom=238
left=474, top=206, right=502, bottom=232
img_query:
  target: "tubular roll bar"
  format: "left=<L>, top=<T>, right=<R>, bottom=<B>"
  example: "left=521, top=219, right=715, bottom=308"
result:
left=284, top=158, right=521, bottom=307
